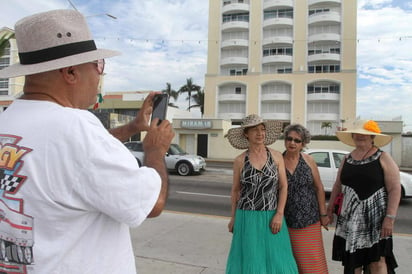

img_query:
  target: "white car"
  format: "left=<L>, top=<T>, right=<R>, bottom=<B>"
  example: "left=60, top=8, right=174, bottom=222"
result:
left=124, top=141, right=206, bottom=176
left=305, top=149, right=412, bottom=199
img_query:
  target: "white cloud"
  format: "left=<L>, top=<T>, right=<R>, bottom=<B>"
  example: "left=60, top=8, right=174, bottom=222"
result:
left=357, top=1, right=412, bottom=131
left=1, top=0, right=412, bottom=130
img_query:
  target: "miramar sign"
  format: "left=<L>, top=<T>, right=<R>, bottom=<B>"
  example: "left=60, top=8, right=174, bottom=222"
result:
left=181, top=120, right=213, bottom=129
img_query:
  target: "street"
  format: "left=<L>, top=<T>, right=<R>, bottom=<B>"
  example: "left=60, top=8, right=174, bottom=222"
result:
left=166, top=169, right=412, bottom=235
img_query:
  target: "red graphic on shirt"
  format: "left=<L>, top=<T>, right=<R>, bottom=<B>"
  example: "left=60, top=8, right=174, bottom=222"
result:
left=0, top=135, right=33, bottom=274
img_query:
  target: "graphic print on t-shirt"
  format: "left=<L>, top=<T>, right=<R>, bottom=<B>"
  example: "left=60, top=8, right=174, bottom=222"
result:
left=0, top=134, right=34, bottom=274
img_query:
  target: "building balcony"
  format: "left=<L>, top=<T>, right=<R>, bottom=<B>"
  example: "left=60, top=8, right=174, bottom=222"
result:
left=263, top=17, right=293, bottom=28
left=218, top=112, right=245, bottom=120
left=261, top=112, right=291, bottom=120
left=308, top=0, right=341, bottom=6
left=262, top=55, right=293, bottom=64
left=263, top=0, right=293, bottom=9
left=221, top=56, right=248, bottom=66
left=308, top=33, right=340, bottom=43
left=307, top=93, right=340, bottom=101
left=261, top=93, right=291, bottom=101
left=221, top=39, right=249, bottom=49
left=222, top=21, right=249, bottom=31
left=222, top=3, right=249, bottom=14
left=218, top=93, right=246, bottom=102
left=307, top=112, right=339, bottom=121
left=308, top=12, right=341, bottom=24
left=307, top=53, right=340, bottom=62
left=262, top=36, right=293, bottom=46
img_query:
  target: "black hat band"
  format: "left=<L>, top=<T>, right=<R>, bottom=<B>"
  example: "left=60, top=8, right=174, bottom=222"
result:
left=19, top=40, right=97, bottom=65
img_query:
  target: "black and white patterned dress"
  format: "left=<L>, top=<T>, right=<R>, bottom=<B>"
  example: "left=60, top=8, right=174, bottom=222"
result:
left=237, top=148, right=278, bottom=211
left=332, top=149, right=398, bottom=273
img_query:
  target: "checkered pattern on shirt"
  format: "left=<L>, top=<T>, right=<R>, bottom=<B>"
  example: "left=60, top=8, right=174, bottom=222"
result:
left=0, top=174, right=23, bottom=192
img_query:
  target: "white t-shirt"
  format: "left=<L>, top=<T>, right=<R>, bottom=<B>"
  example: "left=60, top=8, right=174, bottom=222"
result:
left=0, top=100, right=161, bottom=274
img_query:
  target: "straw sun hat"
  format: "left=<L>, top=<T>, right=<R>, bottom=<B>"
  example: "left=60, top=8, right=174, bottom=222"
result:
left=226, top=114, right=283, bottom=149
left=0, top=9, right=120, bottom=78
left=336, top=120, right=392, bottom=147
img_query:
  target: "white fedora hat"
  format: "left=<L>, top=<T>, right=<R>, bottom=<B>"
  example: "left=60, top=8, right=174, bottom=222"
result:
left=0, top=9, right=120, bottom=78
left=336, top=120, right=392, bottom=147
left=226, top=114, right=283, bottom=149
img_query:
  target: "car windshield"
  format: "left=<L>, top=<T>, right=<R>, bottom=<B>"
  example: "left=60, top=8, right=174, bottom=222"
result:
left=169, top=144, right=187, bottom=155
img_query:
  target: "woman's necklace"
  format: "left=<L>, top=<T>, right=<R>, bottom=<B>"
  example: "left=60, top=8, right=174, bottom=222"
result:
left=360, top=146, right=375, bottom=160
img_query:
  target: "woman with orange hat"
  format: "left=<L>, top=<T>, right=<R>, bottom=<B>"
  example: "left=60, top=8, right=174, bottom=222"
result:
left=327, top=120, right=401, bottom=273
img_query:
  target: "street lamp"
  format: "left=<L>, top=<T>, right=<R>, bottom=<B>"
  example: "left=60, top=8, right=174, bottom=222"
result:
left=67, top=0, right=117, bottom=20
left=86, top=13, right=117, bottom=20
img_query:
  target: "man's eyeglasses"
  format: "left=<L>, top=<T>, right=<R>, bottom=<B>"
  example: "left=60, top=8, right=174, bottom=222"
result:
left=285, top=136, right=302, bottom=144
left=90, top=59, right=105, bottom=75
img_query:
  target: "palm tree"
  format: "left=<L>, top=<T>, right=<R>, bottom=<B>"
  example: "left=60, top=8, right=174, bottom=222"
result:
left=321, top=121, right=332, bottom=135
left=0, top=30, right=14, bottom=57
left=189, top=89, right=205, bottom=117
left=178, top=78, right=201, bottom=111
left=161, top=82, right=179, bottom=108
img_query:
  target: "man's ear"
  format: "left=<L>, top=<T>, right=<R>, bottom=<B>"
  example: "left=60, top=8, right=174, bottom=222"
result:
left=60, top=66, right=77, bottom=84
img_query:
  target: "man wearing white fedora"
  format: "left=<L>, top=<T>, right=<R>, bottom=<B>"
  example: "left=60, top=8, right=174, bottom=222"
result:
left=0, top=9, right=174, bottom=274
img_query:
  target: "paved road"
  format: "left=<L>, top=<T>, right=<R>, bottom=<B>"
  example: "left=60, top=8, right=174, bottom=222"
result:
left=168, top=168, right=412, bottom=234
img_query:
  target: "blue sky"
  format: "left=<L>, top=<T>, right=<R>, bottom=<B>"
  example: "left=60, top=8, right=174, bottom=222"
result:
left=2, top=0, right=412, bottom=132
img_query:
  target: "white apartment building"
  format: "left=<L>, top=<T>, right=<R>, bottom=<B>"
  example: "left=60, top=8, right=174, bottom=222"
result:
left=204, top=0, right=357, bottom=135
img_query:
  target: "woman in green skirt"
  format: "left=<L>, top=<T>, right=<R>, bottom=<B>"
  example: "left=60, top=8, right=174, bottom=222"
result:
left=225, top=114, right=298, bottom=274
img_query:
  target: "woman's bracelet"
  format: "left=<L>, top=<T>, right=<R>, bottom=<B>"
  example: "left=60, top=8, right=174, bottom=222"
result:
left=320, top=214, right=328, bottom=217
left=386, top=214, right=396, bottom=220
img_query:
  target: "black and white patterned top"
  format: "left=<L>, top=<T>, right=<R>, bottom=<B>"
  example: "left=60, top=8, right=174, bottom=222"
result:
left=335, top=149, right=388, bottom=253
left=237, top=148, right=278, bottom=211
left=284, top=153, right=320, bottom=228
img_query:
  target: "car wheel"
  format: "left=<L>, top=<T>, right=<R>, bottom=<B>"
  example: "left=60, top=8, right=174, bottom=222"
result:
left=176, top=162, right=193, bottom=176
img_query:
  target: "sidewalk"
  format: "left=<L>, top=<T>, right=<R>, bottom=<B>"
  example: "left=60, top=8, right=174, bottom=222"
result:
left=132, top=211, right=412, bottom=274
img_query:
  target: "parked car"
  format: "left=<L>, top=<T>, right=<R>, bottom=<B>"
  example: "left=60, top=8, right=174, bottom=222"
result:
left=305, top=149, right=412, bottom=199
left=124, top=141, right=206, bottom=176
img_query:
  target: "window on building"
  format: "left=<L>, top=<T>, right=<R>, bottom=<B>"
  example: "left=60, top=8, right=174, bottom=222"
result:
left=235, top=87, right=242, bottom=94
left=264, top=9, right=293, bottom=20
left=263, top=47, right=293, bottom=56
left=307, top=83, right=340, bottom=94
left=0, top=42, right=11, bottom=96
left=222, top=13, right=249, bottom=23
left=308, top=64, right=340, bottom=73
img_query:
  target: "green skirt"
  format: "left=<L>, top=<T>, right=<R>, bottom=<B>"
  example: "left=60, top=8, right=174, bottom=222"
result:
left=226, top=209, right=298, bottom=274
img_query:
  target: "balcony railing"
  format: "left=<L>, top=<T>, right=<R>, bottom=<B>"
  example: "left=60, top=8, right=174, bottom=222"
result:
left=307, top=112, right=339, bottom=121
left=221, top=39, right=249, bottom=49
left=261, top=93, right=291, bottom=101
left=307, top=53, right=340, bottom=62
left=262, top=36, right=293, bottom=46
left=263, top=17, right=293, bottom=28
left=308, top=33, right=340, bottom=43
left=222, top=21, right=249, bottom=31
left=309, top=0, right=341, bottom=6
left=308, top=11, right=341, bottom=24
left=263, top=0, right=293, bottom=9
left=261, top=112, right=291, bottom=120
left=218, top=93, right=246, bottom=102
left=222, top=3, right=249, bottom=14
left=307, top=93, right=340, bottom=102
left=262, top=55, right=293, bottom=64
left=221, top=56, right=248, bottom=66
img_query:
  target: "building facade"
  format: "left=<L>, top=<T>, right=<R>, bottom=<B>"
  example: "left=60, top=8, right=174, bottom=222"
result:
left=204, top=0, right=357, bottom=135
left=0, top=27, right=24, bottom=112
